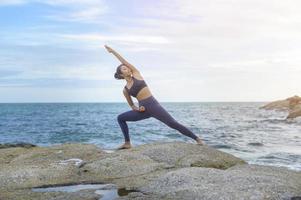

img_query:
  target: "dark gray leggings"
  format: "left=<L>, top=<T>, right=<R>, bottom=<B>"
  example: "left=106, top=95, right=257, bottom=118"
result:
left=117, top=96, right=199, bottom=142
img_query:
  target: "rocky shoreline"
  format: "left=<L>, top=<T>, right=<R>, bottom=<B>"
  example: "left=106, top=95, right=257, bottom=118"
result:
left=1, top=142, right=301, bottom=200
left=260, top=95, right=301, bottom=119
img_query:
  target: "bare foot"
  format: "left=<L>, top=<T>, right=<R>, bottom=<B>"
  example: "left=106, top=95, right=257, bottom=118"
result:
left=116, top=142, right=132, bottom=150
left=196, top=137, right=205, bottom=146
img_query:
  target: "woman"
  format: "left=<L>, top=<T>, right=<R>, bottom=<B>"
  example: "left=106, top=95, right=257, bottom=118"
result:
left=104, top=45, right=205, bottom=149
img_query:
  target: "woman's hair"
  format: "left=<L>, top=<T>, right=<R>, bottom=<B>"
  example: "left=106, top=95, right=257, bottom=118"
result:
left=114, top=64, right=125, bottom=80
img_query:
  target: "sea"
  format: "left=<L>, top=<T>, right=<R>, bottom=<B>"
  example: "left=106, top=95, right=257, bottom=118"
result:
left=0, top=102, right=300, bottom=171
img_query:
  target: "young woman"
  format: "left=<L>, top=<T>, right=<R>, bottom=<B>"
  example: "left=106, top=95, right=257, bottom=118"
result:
left=104, top=45, right=205, bottom=149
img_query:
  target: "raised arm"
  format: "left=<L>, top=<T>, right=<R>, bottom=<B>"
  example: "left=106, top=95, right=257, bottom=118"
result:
left=104, top=45, right=140, bottom=74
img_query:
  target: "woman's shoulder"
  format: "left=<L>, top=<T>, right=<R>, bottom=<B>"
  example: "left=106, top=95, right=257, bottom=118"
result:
left=132, top=74, right=144, bottom=81
left=132, top=70, right=145, bottom=80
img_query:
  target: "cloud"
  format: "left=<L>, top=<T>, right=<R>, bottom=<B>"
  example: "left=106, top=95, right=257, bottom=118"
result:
left=16, top=65, right=113, bottom=80
left=54, top=33, right=171, bottom=53
left=59, top=34, right=170, bottom=44
left=0, top=0, right=108, bottom=22
left=44, top=1, right=108, bottom=22
left=0, top=69, right=23, bottom=78
left=0, top=78, right=112, bottom=88
left=0, top=0, right=26, bottom=6
left=1, top=0, right=301, bottom=101
left=109, top=0, right=301, bottom=71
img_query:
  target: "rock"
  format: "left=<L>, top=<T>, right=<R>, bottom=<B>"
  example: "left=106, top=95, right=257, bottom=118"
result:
left=80, top=141, right=246, bottom=188
left=0, top=142, right=36, bottom=149
left=0, top=143, right=107, bottom=190
left=287, top=104, right=301, bottom=119
left=260, top=95, right=301, bottom=119
left=131, top=141, right=246, bottom=169
left=260, top=100, right=290, bottom=111
left=1, top=141, right=300, bottom=200
left=119, top=164, right=301, bottom=200
left=260, top=95, right=301, bottom=110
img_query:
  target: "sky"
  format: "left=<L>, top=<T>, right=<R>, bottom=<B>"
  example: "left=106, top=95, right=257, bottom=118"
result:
left=0, top=0, right=300, bottom=102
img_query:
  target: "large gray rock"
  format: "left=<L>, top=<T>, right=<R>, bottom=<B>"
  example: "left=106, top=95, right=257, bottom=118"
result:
left=0, top=143, right=107, bottom=190
left=1, top=141, right=300, bottom=200
left=122, top=141, right=246, bottom=169
left=80, top=141, right=246, bottom=188
left=119, top=164, right=301, bottom=200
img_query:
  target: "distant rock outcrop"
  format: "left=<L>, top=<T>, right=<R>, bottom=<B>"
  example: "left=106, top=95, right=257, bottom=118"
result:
left=287, top=103, right=301, bottom=119
left=1, top=142, right=301, bottom=200
left=260, top=95, right=301, bottom=119
left=0, top=142, right=36, bottom=149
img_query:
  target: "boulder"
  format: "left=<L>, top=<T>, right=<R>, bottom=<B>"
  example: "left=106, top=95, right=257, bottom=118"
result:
left=119, top=164, right=301, bottom=200
left=287, top=104, right=301, bottom=119
left=1, top=141, right=300, bottom=200
left=260, top=95, right=301, bottom=119
left=0, top=143, right=107, bottom=190
left=80, top=141, right=246, bottom=189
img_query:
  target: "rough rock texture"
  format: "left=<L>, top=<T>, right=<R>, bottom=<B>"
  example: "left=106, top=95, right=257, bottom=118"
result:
left=79, top=142, right=246, bottom=190
left=118, top=164, right=301, bottom=200
left=1, top=141, right=301, bottom=200
left=260, top=95, right=301, bottom=119
left=81, top=142, right=245, bottom=181
left=287, top=104, right=301, bottom=119
left=0, top=143, right=107, bottom=190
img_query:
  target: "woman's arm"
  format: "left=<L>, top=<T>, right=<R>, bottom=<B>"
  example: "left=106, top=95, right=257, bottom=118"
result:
left=123, top=88, right=135, bottom=109
left=123, top=88, right=145, bottom=112
left=105, top=45, right=140, bottom=74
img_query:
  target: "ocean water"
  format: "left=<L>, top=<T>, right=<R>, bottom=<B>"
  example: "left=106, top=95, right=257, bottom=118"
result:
left=0, top=102, right=301, bottom=171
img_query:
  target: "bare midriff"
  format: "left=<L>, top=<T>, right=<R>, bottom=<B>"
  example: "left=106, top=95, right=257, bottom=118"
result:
left=126, top=73, right=153, bottom=101
left=136, top=86, right=153, bottom=101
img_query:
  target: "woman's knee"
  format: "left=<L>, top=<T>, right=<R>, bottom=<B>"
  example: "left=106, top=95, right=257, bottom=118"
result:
left=117, top=114, right=124, bottom=122
left=117, top=111, right=135, bottom=122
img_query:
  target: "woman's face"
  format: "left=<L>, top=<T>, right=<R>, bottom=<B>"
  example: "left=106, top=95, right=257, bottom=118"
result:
left=120, top=65, right=131, bottom=77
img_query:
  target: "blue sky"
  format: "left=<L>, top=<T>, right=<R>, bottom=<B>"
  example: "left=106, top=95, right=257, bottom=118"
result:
left=0, top=0, right=300, bottom=102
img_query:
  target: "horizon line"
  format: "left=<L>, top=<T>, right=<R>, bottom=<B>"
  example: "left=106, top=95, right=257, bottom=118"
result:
left=0, top=101, right=268, bottom=103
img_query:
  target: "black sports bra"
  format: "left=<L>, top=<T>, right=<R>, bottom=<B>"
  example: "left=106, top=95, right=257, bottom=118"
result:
left=124, top=76, right=148, bottom=97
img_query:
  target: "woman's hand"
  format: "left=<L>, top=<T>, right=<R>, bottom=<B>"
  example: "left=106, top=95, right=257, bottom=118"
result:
left=104, top=45, right=114, bottom=53
left=139, top=106, right=145, bottom=112
left=105, top=45, right=139, bottom=73
left=131, top=105, right=145, bottom=112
